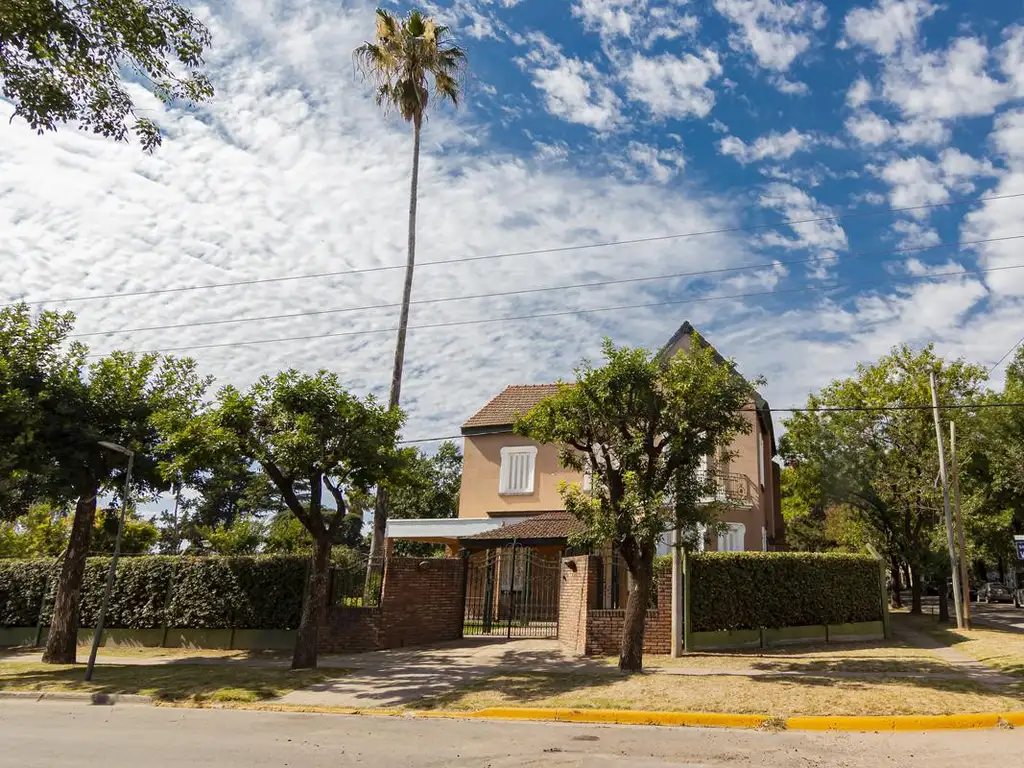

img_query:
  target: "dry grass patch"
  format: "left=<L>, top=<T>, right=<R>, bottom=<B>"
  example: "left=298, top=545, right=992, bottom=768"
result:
left=412, top=672, right=1024, bottom=717
left=0, top=646, right=292, bottom=663
left=632, top=639, right=953, bottom=675
left=896, top=613, right=1024, bottom=678
left=0, top=662, right=337, bottom=703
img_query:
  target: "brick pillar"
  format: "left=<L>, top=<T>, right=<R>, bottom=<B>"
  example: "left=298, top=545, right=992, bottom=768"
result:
left=558, top=555, right=598, bottom=655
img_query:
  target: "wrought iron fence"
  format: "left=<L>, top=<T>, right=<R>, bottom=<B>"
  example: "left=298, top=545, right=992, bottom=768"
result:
left=328, top=555, right=384, bottom=608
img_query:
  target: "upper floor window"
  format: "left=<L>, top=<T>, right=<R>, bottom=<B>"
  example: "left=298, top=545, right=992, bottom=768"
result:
left=757, top=429, right=765, bottom=488
left=718, top=522, right=746, bottom=552
left=499, top=446, right=537, bottom=495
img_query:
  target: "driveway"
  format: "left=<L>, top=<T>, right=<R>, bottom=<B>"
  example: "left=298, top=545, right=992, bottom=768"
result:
left=277, top=636, right=610, bottom=708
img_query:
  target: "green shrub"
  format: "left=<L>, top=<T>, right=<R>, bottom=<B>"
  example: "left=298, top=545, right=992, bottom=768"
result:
left=689, top=552, right=881, bottom=632
left=0, top=554, right=309, bottom=630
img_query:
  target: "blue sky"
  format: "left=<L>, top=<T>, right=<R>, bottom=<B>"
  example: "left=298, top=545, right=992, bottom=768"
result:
left=2, top=0, right=1024, bottom=459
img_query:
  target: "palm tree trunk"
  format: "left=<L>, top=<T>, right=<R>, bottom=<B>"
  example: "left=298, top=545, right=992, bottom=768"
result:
left=42, top=488, right=98, bottom=664
left=368, top=114, right=422, bottom=571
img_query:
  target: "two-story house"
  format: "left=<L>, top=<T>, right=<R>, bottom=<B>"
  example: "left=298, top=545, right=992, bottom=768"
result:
left=386, top=321, right=783, bottom=558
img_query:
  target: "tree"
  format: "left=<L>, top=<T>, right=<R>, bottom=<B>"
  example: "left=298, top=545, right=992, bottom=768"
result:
left=40, top=351, right=209, bottom=663
left=165, top=370, right=403, bottom=669
left=194, top=515, right=267, bottom=556
left=354, top=8, right=467, bottom=566
left=781, top=345, right=986, bottom=613
left=517, top=338, right=756, bottom=672
left=1, top=0, right=214, bottom=150
left=0, top=305, right=80, bottom=516
left=91, top=506, right=159, bottom=555
left=387, top=441, right=462, bottom=556
left=0, top=503, right=70, bottom=558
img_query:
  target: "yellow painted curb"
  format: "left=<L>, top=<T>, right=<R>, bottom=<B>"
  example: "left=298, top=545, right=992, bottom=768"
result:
left=411, top=708, right=1024, bottom=732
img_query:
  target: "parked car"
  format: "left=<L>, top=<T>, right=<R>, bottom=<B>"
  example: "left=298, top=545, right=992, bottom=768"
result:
left=977, top=582, right=1015, bottom=604
left=946, top=579, right=978, bottom=602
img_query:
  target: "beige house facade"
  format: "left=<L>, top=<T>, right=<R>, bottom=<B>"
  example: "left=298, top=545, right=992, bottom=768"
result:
left=386, top=321, right=783, bottom=556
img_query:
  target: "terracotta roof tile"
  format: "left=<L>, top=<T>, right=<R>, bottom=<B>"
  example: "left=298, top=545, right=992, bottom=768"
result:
left=461, top=511, right=583, bottom=542
left=461, top=384, right=563, bottom=431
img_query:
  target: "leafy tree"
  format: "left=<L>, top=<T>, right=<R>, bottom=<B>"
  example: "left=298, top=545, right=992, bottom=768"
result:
left=1, top=0, right=214, bottom=150
left=0, top=503, right=70, bottom=558
left=164, top=370, right=403, bottom=669
left=517, top=338, right=756, bottom=672
left=781, top=345, right=986, bottom=612
left=91, top=506, right=160, bottom=555
left=0, top=305, right=80, bottom=515
left=194, top=514, right=267, bottom=556
left=39, top=351, right=209, bottom=663
left=354, top=8, right=467, bottom=564
left=387, top=441, right=462, bottom=556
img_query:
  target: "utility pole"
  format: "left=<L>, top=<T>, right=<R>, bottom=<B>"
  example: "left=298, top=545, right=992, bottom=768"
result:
left=950, top=421, right=971, bottom=629
left=930, top=372, right=964, bottom=629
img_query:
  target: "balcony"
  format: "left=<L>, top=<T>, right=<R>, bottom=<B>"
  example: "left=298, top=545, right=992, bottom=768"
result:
left=696, top=470, right=755, bottom=505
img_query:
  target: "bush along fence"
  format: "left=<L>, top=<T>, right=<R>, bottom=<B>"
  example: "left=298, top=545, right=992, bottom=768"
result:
left=559, top=551, right=887, bottom=655
left=0, top=555, right=307, bottom=650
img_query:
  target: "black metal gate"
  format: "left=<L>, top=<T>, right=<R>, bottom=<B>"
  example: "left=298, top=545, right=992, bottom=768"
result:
left=463, top=545, right=560, bottom=638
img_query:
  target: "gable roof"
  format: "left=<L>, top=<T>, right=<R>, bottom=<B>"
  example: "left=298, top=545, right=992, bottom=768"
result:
left=461, top=384, right=562, bottom=433
left=459, top=510, right=583, bottom=546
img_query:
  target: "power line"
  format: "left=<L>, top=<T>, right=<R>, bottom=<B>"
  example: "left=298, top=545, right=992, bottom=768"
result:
left=397, top=402, right=1024, bottom=445
left=86, top=261, right=1024, bottom=357
left=69, top=233, right=1024, bottom=339
left=988, top=331, right=1024, bottom=374
left=11, top=190, right=1024, bottom=309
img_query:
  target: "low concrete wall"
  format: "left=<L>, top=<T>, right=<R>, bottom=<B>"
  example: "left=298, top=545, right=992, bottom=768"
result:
left=690, top=621, right=884, bottom=650
left=0, top=627, right=297, bottom=651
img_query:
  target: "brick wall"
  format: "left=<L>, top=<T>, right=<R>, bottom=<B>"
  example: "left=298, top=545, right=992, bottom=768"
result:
left=319, top=557, right=465, bottom=653
left=558, top=555, right=598, bottom=655
left=568, top=561, right=673, bottom=657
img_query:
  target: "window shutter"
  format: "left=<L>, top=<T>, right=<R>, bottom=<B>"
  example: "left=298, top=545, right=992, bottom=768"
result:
left=499, top=447, right=537, bottom=495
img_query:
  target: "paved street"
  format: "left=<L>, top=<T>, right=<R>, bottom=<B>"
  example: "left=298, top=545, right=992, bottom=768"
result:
left=3, top=701, right=1024, bottom=767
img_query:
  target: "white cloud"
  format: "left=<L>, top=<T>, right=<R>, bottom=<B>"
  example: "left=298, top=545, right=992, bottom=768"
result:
left=713, top=0, right=828, bottom=72
left=842, top=0, right=936, bottom=56
left=878, top=149, right=997, bottom=217
left=770, top=74, right=810, bottom=95
left=845, top=112, right=894, bottom=146
left=718, top=128, right=815, bottom=164
left=990, top=108, right=1024, bottom=165
left=758, top=183, right=848, bottom=278
left=612, top=141, right=687, bottom=183
left=846, top=77, right=872, bottom=108
left=845, top=110, right=949, bottom=148
left=572, top=0, right=700, bottom=49
left=622, top=50, right=722, bottom=119
left=892, top=219, right=941, bottom=248
left=521, top=35, right=623, bottom=131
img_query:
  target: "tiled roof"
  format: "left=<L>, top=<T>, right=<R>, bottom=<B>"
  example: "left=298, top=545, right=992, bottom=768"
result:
left=461, top=511, right=583, bottom=542
left=461, top=384, right=563, bottom=431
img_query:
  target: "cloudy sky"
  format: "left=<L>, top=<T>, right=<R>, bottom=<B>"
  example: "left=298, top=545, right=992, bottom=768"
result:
left=3, top=0, right=1024, bottom=449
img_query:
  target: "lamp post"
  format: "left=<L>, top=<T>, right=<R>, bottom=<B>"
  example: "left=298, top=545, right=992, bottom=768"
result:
left=85, top=441, right=135, bottom=682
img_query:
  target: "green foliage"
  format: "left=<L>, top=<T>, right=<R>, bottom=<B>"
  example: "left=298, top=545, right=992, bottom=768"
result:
left=388, top=441, right=461, bottom=557
left=0, top=555, right=309, bottom=630
left=690, top=552, right=882, bottom=632
left=0, top=0, right=214, bottom=150
left=518, top=337, right=758, bottom=564
left=0, top=504, right=70, bottom=558
left=195, top=515, right=267, bottom=556
left=780, top=344, right=986, bottom=594
left=354, top=8, right=467, bottom=125
left=91, top=507, right=160, bottom=555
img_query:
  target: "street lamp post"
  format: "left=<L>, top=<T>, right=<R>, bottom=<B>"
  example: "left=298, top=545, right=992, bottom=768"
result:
left=85, top=441, right=135, bottom=682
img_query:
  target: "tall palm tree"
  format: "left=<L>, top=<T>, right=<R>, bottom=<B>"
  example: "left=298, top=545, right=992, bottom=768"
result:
left=355, top=9, right=467, bottom=569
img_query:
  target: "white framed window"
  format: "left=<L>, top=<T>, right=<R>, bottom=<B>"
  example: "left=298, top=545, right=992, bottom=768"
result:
left=717, top=522, right=746, bottom=552
left=757, top=429, right=765, bottom=488
left=499, top=446, right=537, bottom=495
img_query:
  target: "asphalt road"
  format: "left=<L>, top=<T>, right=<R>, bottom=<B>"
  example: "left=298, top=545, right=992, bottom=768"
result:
left=3, top=702, right=1024, bottom=767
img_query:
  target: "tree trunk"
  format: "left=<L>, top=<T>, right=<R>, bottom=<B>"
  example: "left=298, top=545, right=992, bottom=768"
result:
left=909, top=564, right=922, bottom=615
left=889, top=559, right=903, bottom=608
left=938, top=585, right=950, bottom=623
left=42, top=489, right=98, bottom=664
left=367, top=114, right=423, bottom=570
left=619, top=555, right=652, bottom=673
left=292, top=536, right=332, bottom=670
left=998, top=557, right=1005, bottom=584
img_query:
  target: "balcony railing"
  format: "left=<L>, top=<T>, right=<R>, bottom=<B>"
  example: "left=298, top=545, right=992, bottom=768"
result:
left=696, top=470, right=754, bottom=505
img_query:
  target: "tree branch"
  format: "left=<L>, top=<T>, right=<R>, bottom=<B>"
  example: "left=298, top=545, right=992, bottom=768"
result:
left=261, top=462, right=314, bottom=531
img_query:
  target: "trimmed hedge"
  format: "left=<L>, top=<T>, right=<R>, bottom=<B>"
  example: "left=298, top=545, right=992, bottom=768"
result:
left=0, top=555, right=307, bottom=630
left=689, top=552, right=881, bottom=632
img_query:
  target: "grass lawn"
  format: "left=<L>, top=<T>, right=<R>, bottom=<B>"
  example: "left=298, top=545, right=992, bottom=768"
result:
left=0, top=662, right=336, bottom=704
left=411, top=671, right=1024, bottom=717
left=0, top=646, right=292, bottom=662
left=631, top=638, right=955, bottom=675
left=897, top=613, right=1024, bottom=678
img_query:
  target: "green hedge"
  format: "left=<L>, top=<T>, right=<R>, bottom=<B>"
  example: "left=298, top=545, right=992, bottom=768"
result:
left=689, top=552, right=881, bottom=632
left=0, top=555, right=307, bottom=630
